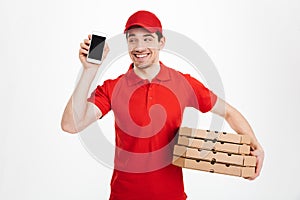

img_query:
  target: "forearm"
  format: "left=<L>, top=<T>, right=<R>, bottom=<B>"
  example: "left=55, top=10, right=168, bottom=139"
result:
left=73, top=68, right=98, bottom=118
left=225, top=104, right=262, bottom=150
left=212, top=97, right=264, bottom=179
left=212, top=98, right=262, bottom=149
left=61, top=68, right=98, bottom=133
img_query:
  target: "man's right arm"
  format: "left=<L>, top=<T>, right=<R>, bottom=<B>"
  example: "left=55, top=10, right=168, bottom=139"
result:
left=61, top=35, right=109, bottom=134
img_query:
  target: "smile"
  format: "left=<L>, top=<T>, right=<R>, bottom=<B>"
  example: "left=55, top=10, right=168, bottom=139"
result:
left=134, top=53, right=150, bottom=58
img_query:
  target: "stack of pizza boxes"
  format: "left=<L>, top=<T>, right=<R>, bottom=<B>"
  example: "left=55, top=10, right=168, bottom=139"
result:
left=172, top=127, right=256, bottom=178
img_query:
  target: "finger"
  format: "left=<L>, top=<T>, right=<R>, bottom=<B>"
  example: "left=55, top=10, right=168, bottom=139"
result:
left=79, top=48, right=88, bottom=55
left=246, top=175, right=257, bottom=181
left=88, top=34, right=91, bottom=40
left=104, top=43, right=110, bottom=53
left=255, top=156, right=264, bottom=175
left=245, top=167, right=258, bottom=180
left=84, top=39, right=91, bottom=45
left=80, top=42, right=89, bottom=51
left=246, top=164, right=260, bottom=180
left=248, top=150, right=264, bottom=180
left=245, top=175, right=255, bottom=181
left=102, top=43, right=110, bottom=60
left=250, top=149, right=259, bottom=156
left=245, top=152, right=258, bottom=180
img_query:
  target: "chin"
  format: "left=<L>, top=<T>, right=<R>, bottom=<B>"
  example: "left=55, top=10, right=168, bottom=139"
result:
left=134, top=63, right=151, bottom=69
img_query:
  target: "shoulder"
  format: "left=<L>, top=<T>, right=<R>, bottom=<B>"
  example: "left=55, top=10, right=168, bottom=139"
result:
left=162, top=63, right=209, bottom=92
left=102, top=74, right=124, bottom=84
left=162, top=63, right=200, bottom=83
left=96, top=73, right=125, bottom=91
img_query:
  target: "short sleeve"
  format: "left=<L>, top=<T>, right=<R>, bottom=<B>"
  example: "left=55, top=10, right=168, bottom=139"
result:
left=87, top=82, right=111, bottom=117
left=184, top=74, right=218, bottom=113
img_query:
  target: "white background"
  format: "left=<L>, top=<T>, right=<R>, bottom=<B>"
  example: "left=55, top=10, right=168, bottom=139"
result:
left=1, top=0, right=300, bottom=199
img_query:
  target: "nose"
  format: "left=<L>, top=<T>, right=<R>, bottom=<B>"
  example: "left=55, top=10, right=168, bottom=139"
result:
left=129, top=40, right=147, bottom=52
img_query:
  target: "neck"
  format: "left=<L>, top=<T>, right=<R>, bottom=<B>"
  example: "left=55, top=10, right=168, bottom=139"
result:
left=133, top=62, right=161, bottom=82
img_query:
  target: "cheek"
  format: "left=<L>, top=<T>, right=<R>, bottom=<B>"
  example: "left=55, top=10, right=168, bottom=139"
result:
left=150, top=50, right=159, bottom=59
left=129, top=52, right=135, bottom=59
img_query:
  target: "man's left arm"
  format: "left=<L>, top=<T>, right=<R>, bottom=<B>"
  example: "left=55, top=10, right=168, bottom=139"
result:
left=210, top=97, right=265, bottom=180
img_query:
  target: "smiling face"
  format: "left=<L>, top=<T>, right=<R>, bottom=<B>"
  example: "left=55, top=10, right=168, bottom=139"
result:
left=126, top=27, right=165, bottom=69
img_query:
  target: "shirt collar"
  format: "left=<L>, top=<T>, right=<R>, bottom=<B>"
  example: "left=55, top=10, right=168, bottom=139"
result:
left=125, top=61, right=171, bottom=86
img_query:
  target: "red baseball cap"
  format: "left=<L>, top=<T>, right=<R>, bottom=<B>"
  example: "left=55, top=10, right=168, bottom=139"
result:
left=124, top=10, right=162, bottom=34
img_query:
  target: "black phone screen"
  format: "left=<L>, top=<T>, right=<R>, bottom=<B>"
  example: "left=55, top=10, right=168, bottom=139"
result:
left=88, top=35, right=106, bottom=60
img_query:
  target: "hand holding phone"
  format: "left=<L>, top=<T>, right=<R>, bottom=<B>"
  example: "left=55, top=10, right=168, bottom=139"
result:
left=79, top=32, right=109, bottom=69
left=86, top=31, right=107, bottom=64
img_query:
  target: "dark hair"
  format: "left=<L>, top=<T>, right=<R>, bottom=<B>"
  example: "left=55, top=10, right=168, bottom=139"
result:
left=155, top=31, right=163, bottom=42
left=125, top=25, right=164, bottom=42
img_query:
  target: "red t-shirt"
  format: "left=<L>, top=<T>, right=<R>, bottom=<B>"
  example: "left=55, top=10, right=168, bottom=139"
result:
left=88, top=62, right=217, bottom=200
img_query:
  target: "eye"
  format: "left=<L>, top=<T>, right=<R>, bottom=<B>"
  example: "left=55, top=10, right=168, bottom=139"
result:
left=128, top=38, right=136, bottom=43
left=144, top=37, right=153, bottom=42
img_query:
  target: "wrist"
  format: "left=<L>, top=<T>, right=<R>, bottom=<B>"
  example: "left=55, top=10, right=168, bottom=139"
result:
left=82, top=67, right=99, bottom=77
left=83, top=66, right=98, bottom=72
left=77, top=67, right=98, bottom=85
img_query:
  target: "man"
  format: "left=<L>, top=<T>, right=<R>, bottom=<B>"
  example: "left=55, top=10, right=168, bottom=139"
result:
left=61, top=10, right=264, bottom=200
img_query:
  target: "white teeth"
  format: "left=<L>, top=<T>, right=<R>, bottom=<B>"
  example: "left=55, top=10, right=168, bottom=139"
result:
left=136, top=54, right=147, bottom=58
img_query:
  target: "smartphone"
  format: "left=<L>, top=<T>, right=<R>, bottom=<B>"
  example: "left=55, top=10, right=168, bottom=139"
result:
left=87, top=31, right=106, bottom=64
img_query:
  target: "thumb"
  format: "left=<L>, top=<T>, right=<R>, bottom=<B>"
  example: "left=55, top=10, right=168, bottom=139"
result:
left=250, top=149, right=259, bottom=156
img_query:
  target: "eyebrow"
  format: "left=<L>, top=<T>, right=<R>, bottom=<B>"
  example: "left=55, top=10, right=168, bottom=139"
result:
left=143, top=34, right=155, bottom=38
left=127, top=33, right=155, bottom=38
left=128, top=33, right=136, bottom=38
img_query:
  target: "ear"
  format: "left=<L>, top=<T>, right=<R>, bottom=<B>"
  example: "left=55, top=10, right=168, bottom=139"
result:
left=159, top=36, right=166, bottom=50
